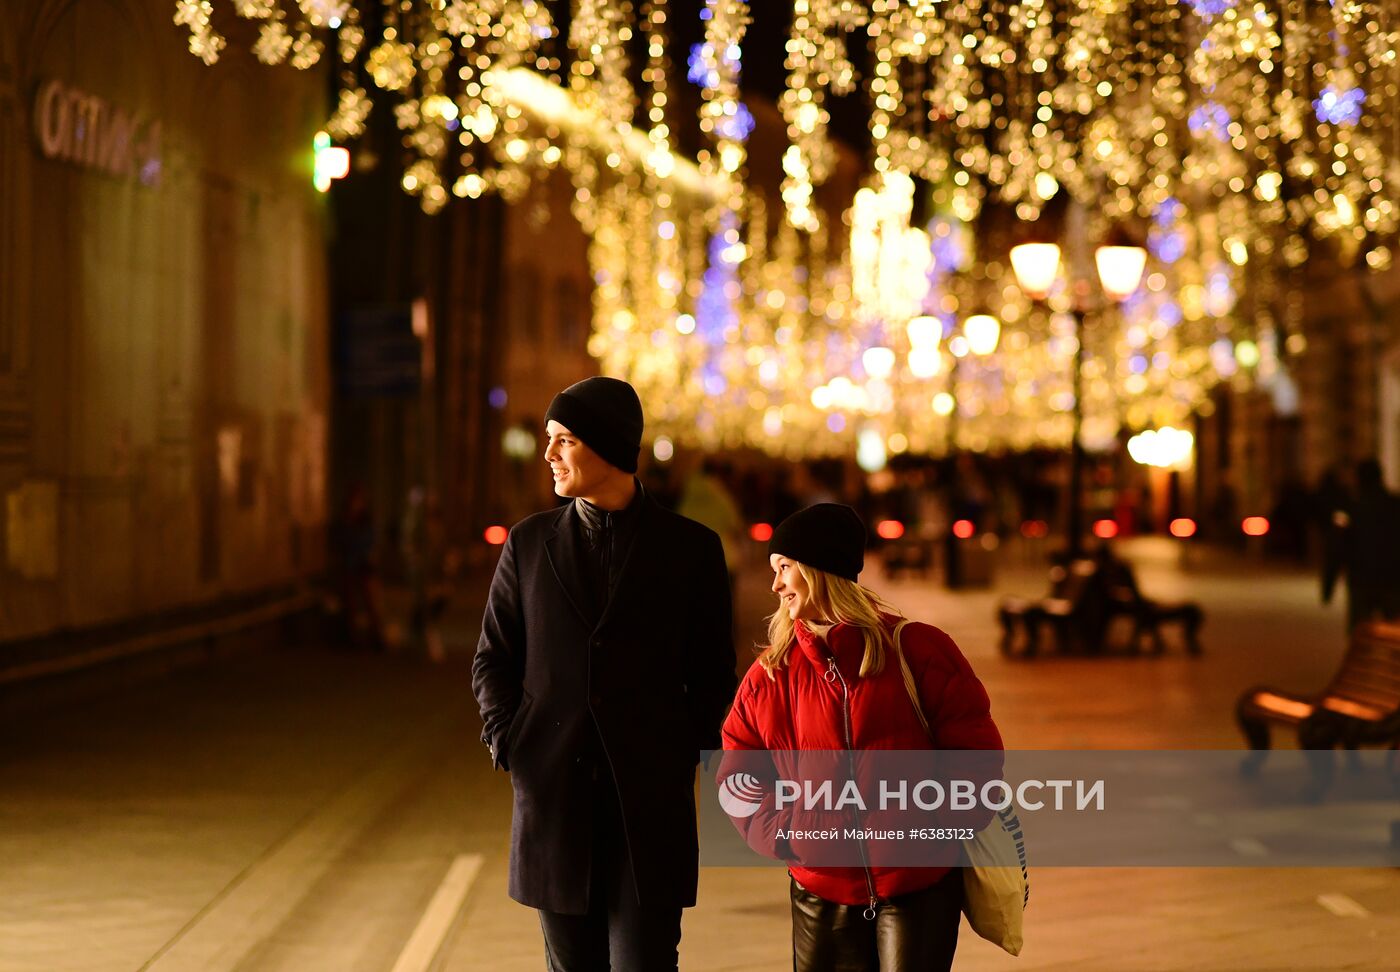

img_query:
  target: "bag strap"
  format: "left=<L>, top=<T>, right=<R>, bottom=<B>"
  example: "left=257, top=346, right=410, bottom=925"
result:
left=891, top=619, right=933, bottom=742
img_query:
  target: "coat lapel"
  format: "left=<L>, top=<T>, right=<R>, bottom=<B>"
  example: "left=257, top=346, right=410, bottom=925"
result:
left=544, top=504, right=593, bottom=627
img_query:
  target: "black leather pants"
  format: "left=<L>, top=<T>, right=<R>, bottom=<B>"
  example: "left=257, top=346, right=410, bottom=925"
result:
left=790, top=871, right=962, bottom=972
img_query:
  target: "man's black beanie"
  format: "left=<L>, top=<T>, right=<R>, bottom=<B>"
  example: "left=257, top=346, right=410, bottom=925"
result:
left=768, top=503, right=866, bottom=581
left=544, top=376, right=644, bottom=474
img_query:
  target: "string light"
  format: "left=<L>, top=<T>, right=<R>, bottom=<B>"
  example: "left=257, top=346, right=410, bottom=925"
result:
left=174, top=0, right=1400, bottom=454
left=780, top=0, right=866, bottom=231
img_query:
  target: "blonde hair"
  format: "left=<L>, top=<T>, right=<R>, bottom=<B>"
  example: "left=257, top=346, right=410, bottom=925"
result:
left=759, top=562, right=902, bottom=679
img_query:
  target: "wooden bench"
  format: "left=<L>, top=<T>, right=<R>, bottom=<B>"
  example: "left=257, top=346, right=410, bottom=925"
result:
left=1237, top=620, right=1400, bottom=796
left=998, top=558, right=1108, bottom=657
left=1000, top=552, right=1206, bottom=657
left=1098, top=557, right=1204, bottom=655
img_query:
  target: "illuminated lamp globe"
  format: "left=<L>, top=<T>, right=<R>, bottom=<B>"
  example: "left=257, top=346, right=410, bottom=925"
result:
left=1009, top=242, right=1061, bottom=300
left=964, top=314, right=1001, bottom=356
left=862, top=346, right=896, bottom=380
left=906, top=315, right=941, bottom=349
left=1095, top=245, right=1148, bottom=301
left=908, top=347, right=942, bottom=378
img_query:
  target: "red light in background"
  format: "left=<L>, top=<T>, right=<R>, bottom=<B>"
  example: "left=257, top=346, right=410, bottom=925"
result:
left=1242, top=516, right=1270, bottom=537
left=1169, top=518, right=1197, bottom=538
left=483, top=525, right=508, bottom=545
left=876, top=519, right=905, bottom=540
left=749, top=522, right=774, bottom=542
left=1019, top=519, right=1048, bottom=538
left=952, top=519, right=975, bottom=539
left=1093, top=519, right=1119, bottom=539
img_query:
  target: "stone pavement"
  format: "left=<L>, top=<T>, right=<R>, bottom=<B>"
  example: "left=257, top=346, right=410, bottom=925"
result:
left=0, top=538, right=1395, bottom=970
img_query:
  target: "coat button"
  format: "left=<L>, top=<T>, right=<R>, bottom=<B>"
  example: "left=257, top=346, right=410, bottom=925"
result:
left=590, top=693, right=602, bottom=707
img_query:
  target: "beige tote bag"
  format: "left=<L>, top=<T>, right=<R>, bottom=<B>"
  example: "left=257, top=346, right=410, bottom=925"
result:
left=891, top=620, right=1028, bottom=956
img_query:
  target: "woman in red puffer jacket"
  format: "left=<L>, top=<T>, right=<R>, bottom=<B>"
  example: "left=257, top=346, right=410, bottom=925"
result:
left=721, top=503, right=1003, bottom=972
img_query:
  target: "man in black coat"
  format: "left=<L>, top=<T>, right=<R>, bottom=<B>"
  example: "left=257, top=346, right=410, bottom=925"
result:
left=472, top=376, right=737, bottom=970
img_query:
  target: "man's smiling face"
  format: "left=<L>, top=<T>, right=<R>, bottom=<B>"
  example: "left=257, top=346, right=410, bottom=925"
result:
left=544, top=420, right=613, bottom=500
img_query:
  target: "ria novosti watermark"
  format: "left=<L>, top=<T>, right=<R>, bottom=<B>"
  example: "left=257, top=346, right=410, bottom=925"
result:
left=699, top=750, right=1400, bottom=868
left=720, top=773, right=1105, bottom=816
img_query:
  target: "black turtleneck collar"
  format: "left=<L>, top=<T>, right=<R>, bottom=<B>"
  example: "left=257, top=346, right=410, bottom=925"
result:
left=574, top=479, right=645, bottom=535
left=569, top=480, right=646, bottom=615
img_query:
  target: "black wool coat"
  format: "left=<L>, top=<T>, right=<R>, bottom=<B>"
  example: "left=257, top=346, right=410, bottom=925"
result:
left=471, top=493, right=737, bottom=914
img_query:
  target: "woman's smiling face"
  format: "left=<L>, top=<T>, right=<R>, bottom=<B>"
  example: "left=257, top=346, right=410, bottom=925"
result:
left=770, top=554, right=818, bottom=621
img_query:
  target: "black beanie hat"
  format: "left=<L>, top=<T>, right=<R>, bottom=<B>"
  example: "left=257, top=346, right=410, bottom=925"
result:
left=545, top=376, right=644, bottom=474
left=768, top=503, right=866, bottom=581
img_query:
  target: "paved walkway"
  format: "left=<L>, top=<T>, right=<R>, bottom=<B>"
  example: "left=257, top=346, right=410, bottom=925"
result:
left=0, top=539, right=1395, bottom=970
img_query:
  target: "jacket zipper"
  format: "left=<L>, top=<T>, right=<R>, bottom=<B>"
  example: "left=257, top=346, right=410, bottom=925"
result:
left=825, top=656, right=880, bottom=920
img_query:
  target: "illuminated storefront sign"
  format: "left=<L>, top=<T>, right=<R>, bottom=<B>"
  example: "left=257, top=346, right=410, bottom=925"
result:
left=33, top=80, right=161, bottom=186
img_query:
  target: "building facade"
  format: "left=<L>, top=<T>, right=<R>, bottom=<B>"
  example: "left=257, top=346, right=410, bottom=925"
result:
left=0, top=0, right=330, bottom=644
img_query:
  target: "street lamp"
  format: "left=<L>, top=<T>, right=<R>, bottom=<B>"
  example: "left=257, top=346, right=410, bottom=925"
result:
left=944, top=310, right=1002, bottom=448
left=1010, top=234, right=1147, bottom=557
left=942, top=310, right=1001, bottom=589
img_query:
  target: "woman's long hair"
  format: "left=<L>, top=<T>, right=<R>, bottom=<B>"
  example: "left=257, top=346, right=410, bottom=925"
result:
left=759, top=561, right=903, bottom=679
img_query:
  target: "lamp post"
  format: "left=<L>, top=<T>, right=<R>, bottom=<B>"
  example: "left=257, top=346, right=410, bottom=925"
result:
left=1010, top=238, right=1147, bottom=558
left=941, top=311, right=1001, bottom=588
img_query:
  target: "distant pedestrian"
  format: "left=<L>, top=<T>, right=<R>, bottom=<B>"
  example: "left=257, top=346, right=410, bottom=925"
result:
left=472, top=376, right=736, bottom=971
left=678, top=458, right=745, bottom=576
left=1313, top=463, right=1352, bottom=563
left=678, top=458, right=745, bottom=631
left=400, top=487, right=449, bottom=660
left=1322, top=459, right=1400, bottom=630
left=1268, top=477, right=1310, bottom=561
left=333, top=483, right=386, bottom=651
left=719, top=503, right=1003, bottom=972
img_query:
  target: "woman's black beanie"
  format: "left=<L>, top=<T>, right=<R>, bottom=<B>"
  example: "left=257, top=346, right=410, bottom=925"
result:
left=544, top=376, right=644, bottom=473
left=768, top=503, right=866, bottom=581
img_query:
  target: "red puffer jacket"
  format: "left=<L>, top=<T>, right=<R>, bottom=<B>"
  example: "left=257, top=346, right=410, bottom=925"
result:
left=721, top=615, right=1003, bottom=907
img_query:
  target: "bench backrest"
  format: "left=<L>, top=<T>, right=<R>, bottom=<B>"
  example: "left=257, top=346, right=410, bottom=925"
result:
left=1326, top=620, right=1400, bottom=721
left=1048, top=559, right=1099, bottom=599
left=1094, top=555, right=1143, bottom=602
